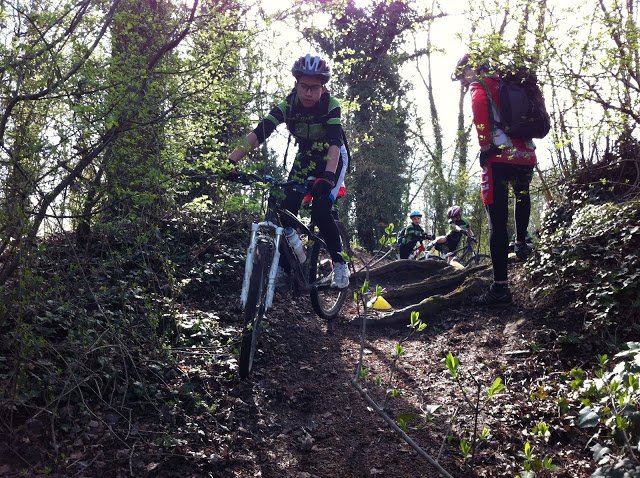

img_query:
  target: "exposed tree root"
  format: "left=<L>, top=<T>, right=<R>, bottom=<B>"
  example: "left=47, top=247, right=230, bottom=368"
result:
left=372, top=273, right=492, bottom=326
left=382, top=264, right=489, bottom=301
left=349, top=259, right=493, bottom=327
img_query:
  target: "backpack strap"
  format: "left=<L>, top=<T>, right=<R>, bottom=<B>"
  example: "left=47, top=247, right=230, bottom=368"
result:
left=476, top=78, right=502, bottom=137
left=284, top=89, right=297, bottom=135
left=283, top=133, right=292, bottom=170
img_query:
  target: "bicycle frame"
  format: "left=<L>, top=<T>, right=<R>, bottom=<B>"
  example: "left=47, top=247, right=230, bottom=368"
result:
left=449, top=236, right=474, bottom=259
left=409, top=241, right=428, bottom=260
left=420, top=234, right=477, bottom=262
left=235, top=172, right=350, bottom=379
left=239, top=176, right=328, bottom=311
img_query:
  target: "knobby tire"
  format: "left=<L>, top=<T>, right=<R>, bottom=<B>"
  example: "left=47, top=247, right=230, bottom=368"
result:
left=238, top=241, right=272, bottom=379
left=309, top=231, right=349, bottom=321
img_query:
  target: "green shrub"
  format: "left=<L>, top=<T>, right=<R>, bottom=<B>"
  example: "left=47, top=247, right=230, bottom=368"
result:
left=528, top=199, right=640, bottom=329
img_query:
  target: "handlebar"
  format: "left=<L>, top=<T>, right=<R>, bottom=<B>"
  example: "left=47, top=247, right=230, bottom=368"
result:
left=452, top=225, right=476, bottom=241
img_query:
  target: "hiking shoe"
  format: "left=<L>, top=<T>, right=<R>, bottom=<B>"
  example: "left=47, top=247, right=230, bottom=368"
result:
left=514, top=242, right=533, bottom=261
left=475, top=284, right=513, bottom=306
left=330, top=262, right=350, bottom=289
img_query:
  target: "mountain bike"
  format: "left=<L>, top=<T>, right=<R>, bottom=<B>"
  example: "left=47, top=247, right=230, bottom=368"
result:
left=418, top=229, right=492, bottom=267
left=231, top=172, right=350, bottom=379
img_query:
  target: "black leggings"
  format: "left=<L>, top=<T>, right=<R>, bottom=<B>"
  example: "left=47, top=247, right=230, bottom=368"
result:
left=399, top=242, right=417, bottom=259
left=485, top=163, right=534, bottom=282
left=280, top=190, right=344, bottom=264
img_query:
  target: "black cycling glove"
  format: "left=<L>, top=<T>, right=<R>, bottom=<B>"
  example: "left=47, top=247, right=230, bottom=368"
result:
left=479, top=144, right=502, bottom=167
left=311, top=171, right=336, bottom=198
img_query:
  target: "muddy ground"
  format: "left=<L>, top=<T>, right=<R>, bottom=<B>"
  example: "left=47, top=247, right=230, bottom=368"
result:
left=0, top=256, right=606, bottom=478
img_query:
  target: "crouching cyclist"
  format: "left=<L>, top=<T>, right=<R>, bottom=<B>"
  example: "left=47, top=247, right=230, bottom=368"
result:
left=429, top=205, right=475, bottom=263
left=228, top=53, right=350, bottom=289
left=398, top=210, right=434, bottom=259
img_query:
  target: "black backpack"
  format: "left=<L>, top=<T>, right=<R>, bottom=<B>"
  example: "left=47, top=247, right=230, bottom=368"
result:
left=480, top=68, right=551, bottom=140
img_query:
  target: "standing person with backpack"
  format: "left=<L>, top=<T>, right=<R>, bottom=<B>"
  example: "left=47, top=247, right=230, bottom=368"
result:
left=398, top=210, right=433, bottom=259
left=228, top=54, right=350, bottom=289
left=452, top=53, right=548, bottom=305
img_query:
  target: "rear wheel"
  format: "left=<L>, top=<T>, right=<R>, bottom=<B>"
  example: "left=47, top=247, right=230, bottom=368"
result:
left=309, top=238, right=349, bottom=321
left=238, top=241, right=272, bottom=379
left=464, top=253, right=492, bottom=267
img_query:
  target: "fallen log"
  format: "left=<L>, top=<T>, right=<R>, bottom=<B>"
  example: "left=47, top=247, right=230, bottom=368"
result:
left=382, top=264, right=491, bottom=301
left=349, top=268, right=493, bottom=327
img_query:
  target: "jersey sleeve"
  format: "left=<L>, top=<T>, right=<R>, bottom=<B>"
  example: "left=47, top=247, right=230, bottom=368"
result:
left=469, top=81, right=493, bottom=148
left=325, top=96, right=342, bottom=147
left=252, top=98, right=288, bottom=143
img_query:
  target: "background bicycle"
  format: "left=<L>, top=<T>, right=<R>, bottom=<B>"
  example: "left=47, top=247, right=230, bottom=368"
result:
left=417, top=229, right=492, bottom=267
left=231, top=172, right=351, bottom=379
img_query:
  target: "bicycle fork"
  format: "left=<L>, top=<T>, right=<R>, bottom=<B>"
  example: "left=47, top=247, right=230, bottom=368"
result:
left=240, top=222, right=284, bottom=311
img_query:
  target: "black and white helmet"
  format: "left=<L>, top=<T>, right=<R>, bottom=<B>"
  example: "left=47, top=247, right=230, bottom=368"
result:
left=292, top=54, right=331, bottom=83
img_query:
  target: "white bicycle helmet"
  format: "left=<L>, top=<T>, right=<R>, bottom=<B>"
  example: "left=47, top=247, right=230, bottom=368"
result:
left=409, top=210, right=422, bottom=218
left=292, top=54, right=331, bottom=83
left=447, top=205, right=462, bottom=218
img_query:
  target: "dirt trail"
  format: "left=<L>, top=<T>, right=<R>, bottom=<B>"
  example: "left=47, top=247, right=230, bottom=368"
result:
left=190, top=261, right=593, bottom=478
left=0, top=259, right=595, bottom=478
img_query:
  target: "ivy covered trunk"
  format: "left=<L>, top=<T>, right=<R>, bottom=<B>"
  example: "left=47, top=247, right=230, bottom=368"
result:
left=102, top=0, right=174, bottom=223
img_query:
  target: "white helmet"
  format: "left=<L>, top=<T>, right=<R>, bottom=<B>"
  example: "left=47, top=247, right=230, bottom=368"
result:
left=447, top=205, right=462, bottom=218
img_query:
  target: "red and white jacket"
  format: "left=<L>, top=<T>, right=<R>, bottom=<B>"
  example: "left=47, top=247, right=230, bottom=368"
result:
left=469, top=76, right=537, bottom=166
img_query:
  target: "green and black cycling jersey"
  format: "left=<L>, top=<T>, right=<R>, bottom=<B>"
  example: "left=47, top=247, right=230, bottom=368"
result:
left=398, top=223, right=433, bottom=259
left=401, top=223, right=426, bottom=245
left=252, top=89, right=343, bottom=179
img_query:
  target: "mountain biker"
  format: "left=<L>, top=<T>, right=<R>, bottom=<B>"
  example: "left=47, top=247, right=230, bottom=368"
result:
left=228, top=54, right=350, bottom=289
left=398, top=210, right=434, bottom=260
left=430, top=205, right=475, bottom=263
left=452, top=53, right=537, bottom=305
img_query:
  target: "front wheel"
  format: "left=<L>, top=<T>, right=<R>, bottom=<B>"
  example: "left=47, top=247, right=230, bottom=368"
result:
left=424, top=252, right=446, bottom=262
left=309, top=240, right=349, bottom=321
left=463, top=253, right=492, bottom=267
left=238, top=241, right=272, bottom=379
